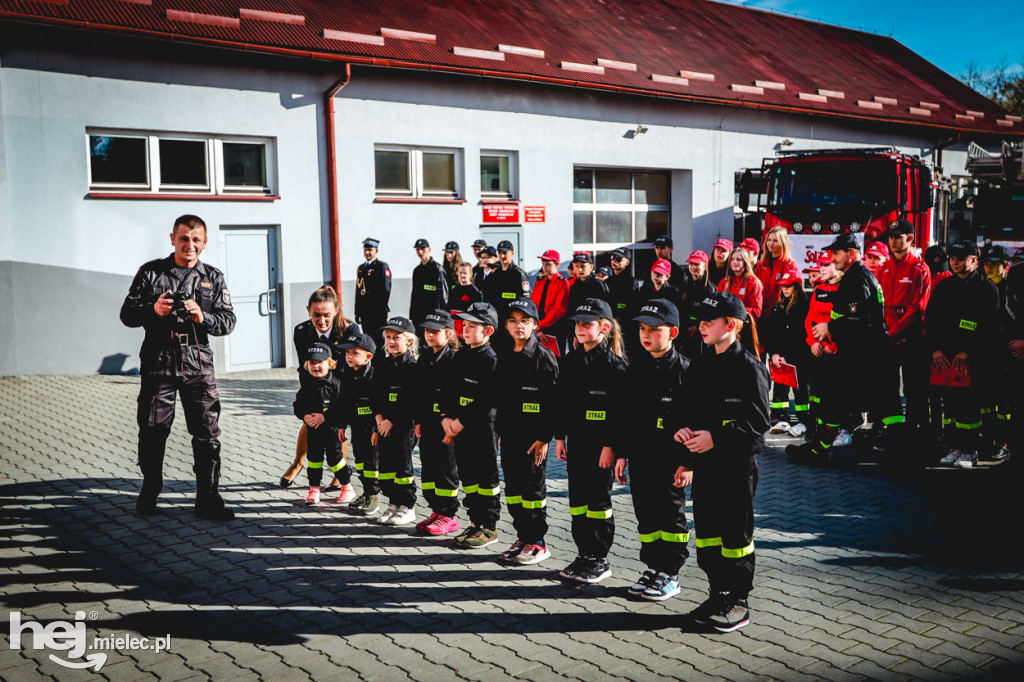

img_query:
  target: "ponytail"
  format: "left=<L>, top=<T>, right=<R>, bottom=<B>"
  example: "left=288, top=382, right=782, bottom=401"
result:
left=400, top=331, right=420, bottom=360
left=732, top=317, right=762, bottom=357
left=603, top=318, right=627, bottom=361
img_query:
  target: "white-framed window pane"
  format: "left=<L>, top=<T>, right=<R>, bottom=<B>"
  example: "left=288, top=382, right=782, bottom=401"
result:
left=89, top=135, right=147, bottom=185
left=573, top=169, right=594, bottom=203
left=636, top=211, right=670, bottom=242
left=375, top=150, right=411, bottom=191
left=596, top=211, right=631, bottom=243
left=422, top=152, right=456, bottom=192
left=159, top=139, right=207, bottom=186
left=574, top=211, right=594, bottom=243
left=595, top=170, right=631, bottom=203
left=635, top=172, right=669, bottom=205
left=223, top=142, right=267, bottom=188
left=480, top=155, right=509, bottom=193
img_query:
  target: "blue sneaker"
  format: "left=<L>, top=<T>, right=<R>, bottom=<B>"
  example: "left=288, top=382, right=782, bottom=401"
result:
left=641, top=572, right=680, bottom=601
left=628, top=569, right=657, bottom=595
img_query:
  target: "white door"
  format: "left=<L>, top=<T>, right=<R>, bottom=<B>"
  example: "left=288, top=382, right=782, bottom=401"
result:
left=220, top=227, right=282, bottom=372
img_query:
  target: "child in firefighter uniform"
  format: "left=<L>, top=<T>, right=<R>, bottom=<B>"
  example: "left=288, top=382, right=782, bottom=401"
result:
left=616, top=299, right=691, bottom=601
left=337, top=332, right=380, bottom=515
left=292, top=343, right=346, bottom=507
left=673, top=291, right=770, bottom=632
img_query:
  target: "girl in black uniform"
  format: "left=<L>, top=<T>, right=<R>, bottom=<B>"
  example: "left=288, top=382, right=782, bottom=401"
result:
left=673, top=291, right=770, bottom=632
left=763, top=272, right=812, bottom=437
left=496, top=298, right=559, bottom=565
left=616, top=299, right=691, bottom=601
left=372, top=316, right=419, bottom=526
left=555, top=298, right=629, bottom=584
left=337, top=332, right=380, bottom=515
left=414, top=310, right=462, bottom=536
left=292, top=344, right=346, bottom=507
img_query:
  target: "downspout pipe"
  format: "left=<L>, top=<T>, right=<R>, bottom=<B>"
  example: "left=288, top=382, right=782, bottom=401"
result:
left=934, top=134, right=960, bottom=245
left=325, top=63, right=351, bottom=292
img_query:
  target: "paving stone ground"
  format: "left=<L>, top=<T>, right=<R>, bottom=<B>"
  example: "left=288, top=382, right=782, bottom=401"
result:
left=2, top=370, right=1023, bottom=681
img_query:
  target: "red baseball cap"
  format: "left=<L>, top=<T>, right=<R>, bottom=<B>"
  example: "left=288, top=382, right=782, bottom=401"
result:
left=817, top=254, right=833, bottom=266
left=714, top=239, right=733, bottom=252
left=802, top=262, right=820, bottom=274
left=686, top=250, right=709, bottom=265
left=740, top=238, right=761, bottom=254
left=778, top=272, right=802, bottom=287
left=865, top=242, right=889, bottom=259
left=537, top=249, right=560, bottom=262
left=651, top=258, right=673, bottom=276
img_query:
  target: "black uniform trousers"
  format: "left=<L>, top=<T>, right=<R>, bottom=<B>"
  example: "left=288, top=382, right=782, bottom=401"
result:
left=822, top=348, right=903, bottom=428
left=419, top=419, right=460, bottom=517
left=455, top=414, right=501, bottom=529
left=306, top=425, right=345, bottom=488
left=980, top=352, right=1012, bottom=451
left=770, top=374, right=811, bottom=426
left=351, top=424, right=380, bottom=495
left=892, top=336, right=930, bottom=429
left=500, top=432, right=548, bottom=544
left=377, top=420, right=417, bottom=508
left=630, top=456, right=689, bottom=575
left=566, top=433, right=615, bottom=559
left=137, top=372, right=221, bottom=495
left=693, top=454, right=757, bottom=597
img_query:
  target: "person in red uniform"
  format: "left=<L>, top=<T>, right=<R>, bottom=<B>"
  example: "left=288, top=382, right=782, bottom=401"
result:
left=719, top=248, right=764, bottom=319
left=709, top=238, right=733, bottom=287
left=754, top=227, right=800, bottom=318
left=801, top=255, right=839, bottom=441
left=877, top=220, right=932, bottom=433
left=864, top=241, right=889, bottom=275
left=531, top=249, right=569, bottom=356
left=739, top=238, right=760, bottom=258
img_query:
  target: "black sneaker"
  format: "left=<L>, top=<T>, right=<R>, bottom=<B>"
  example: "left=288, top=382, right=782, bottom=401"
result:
left=346, top=492, right=379, bottom=516
left=689, top=592, right=728, bottom=625
left=558, top=555, right=587, bottom=580
left=575, top=557, right=612, bottom=584
left=279, top=476, right=295, bottom=489
left=991, top=445, right=1012, bottom=462
left=708, top=595, right=751, bottom=633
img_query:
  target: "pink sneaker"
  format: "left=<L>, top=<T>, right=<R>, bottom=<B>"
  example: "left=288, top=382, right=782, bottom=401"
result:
left=422, top=514, right=459, bottom=536
left=335, top=484, right=356, bottom=504
left=305, top=487, right=321, bottom=506
left=416, top=512, right=440, bottom=532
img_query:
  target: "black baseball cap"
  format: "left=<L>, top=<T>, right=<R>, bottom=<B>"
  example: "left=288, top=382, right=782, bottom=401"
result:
left=444, top=241, right=459, bottom=251
left=886, top=219, right=914, bottom=236
left=609, top=248, right=629, bottom=260
left=419, top=310, right=454, bottom=330
left=947, top=240, right=979, bottom=258
left=481, top=245, right=498, bottom=257
left=572, top=252, right=594, bottom=264
left=380, top=316, right=415, bottom=333
left=455, top=302, right=498, bottom=328
left=981, top=244, right=1011, bottom=263
left=338, top=332, right=377, bottom=355
left=472, top=239, right=488, bottom=248
left=654, top=236, right=673, bottom=247
left=414, top=238, right=430, bottom=249
left=596, top=265, right=613, bottom=277
left=497, top=240, right=514, bottom=252
left=566, top=298, right=613, bottom=323
left=506, top=298, right=539, bottom=321
left=633, top=299, right=680, bottom=327
left=694, top=291, right=748, bottom=322
left=823, top=233, right=861, bottom=252
left=307, top=343, right=332, bottom=362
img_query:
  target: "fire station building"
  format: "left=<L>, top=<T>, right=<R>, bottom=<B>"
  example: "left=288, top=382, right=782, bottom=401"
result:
left=0, top=0, right=1018, bottom=375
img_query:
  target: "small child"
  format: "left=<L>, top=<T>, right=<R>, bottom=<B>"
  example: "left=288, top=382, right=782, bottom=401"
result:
left=450, top=262, right=483, bottom=339
left=292, top=343, right=346, bottom=506
left=443, top=302, right=501, bottom=549
left=415, top=310, right=462, bottom=536
left=763, top=273, right=812, bottom=437
left=616, top=299, right=691, bottom=600
left=337, top=331, right=381, bottom=515
left=372, top=317, right=419, bottom=526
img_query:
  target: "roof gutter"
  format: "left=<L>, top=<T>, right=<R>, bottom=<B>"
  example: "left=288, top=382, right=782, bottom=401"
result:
left=324, top=64, right=351, bottom=294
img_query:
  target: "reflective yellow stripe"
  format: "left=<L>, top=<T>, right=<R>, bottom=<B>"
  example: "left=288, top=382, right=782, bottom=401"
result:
left=722, top=419, right=735, bottom=426
left=656, top=417, right=664, bottom=429
left=881, top=415, right=905, bottom=426
left=355, top=462, right=364, bottom=471
left=586, top=508, right=612, bottom=519
left=570, top=505, right=588, bottom=516
left=389, top=392, right=398, bottom=402
left=477, top=486, right=500, bottom=497
left=394, top=476, right=414, bottom=485
left=433, top=402, right=440, bottom=413
left=585, top=410, right=606, bottom=421
left=506, top=495, right=523, bottom=505
left=357, top=406, right=372, bottom=415
left=523, top=403, right=540, bottom=413
left=522, top=498, right=546, bottom=509
left=809, top=395, right=821, bottom=404
left=424, top=284, right=437, bottom=291
left=463, top=484, right=479, bottom=494
left=771, top=402, right=790, bottom=409
left=378, top=472, right=395, bottom=480
left=363, top=470, right=378, bottom=479
left=460, top=396, right=474, bottom=406
left=795, top=404, right=810, bottom=412
left=830, top=311, right=843, bottom=320
left=955, top=421, right=982, bottom=430
left=722, top=542, right=755, bottom=559
left=695, top=536, right=722, bottom=548
left=639, top=530, right=688, bottom=543
left=329, top=461, right=346, bottom=472
left=979, top=407, right=995, bottom=415
left=434, top=488, right=458, bottom=497
left=997, top=413, right=1011, bottom=421
left=958, top=319, right=977, bottom=331
left=942, top=418, right=953, bottom=426
left=639, top=531, right=661, bottom=543
left=307, top=462, right=323, bottom=469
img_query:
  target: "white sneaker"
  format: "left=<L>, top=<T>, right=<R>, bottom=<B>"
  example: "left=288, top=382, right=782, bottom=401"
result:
left=387, top=506, right=416, bottom=526
left=789, top=423, right=808, bottom=437
left=953, top=452, right=978, bottom=469
left=769, top=420, right=791, bottom=434
left=377, top=504, right=398, bottom=525
left=832, top=430, right=852, bottom=448
left=939, top=449, right=962, bottom=466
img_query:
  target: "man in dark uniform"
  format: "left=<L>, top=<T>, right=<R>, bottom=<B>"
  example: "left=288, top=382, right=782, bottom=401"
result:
left=654, top=235, right=690, bottom=287
left=120, top=214, right=237, bottom=520
left=471, top=239, right=490, bottom=286
left=481, top=240, right=530, bottom=315
left=981, top=244, right=1014, bottom=461
left=607, top=247, right=641, bottom=357
left=409, top=238, right=448, bottom=329
left=355, top=237, right=392, bottom=351
left=474, top=244, right=498, bottom=289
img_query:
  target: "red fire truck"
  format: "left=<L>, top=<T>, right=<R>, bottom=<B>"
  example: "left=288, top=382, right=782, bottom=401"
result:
left=739, top=147, right=934, bottom=269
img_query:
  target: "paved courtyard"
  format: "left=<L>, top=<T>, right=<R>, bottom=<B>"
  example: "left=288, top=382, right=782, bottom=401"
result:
left=2, top=369, right=1023, bottom=681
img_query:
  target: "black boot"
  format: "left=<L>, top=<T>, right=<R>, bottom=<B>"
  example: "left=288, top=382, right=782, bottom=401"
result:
left=194, top=462, right=234, bottom=521
left=786, top=425, right=837, bottom=464
left=136, top=478, right=161, bottom=516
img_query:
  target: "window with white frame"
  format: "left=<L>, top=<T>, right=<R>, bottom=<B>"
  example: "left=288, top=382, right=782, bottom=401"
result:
left=480, top=150, right=517, bottom=199
left=87, top=130, right=275, bottom=195
left=374, top=145, right=463, bottom=199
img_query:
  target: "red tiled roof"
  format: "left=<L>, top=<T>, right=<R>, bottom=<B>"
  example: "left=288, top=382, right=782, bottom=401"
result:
left=1, top=0, right=1020, bottom=136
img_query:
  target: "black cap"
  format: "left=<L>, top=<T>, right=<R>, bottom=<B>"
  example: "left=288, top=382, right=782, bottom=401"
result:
left=455, top=302, right=498, bottom=328
left=654, top=235, right=673, bottom=247
left=472, top=239, right=488, bottom=248
left=444, top=241, right=459, bottom=251
left=633, top=299, right=680, bottom=327
left=419, top=309, right=454, bottom=330
left=363, top=237, right=380, bottom=248
left=694, top=291, right=748, bottom=322
left=380, top=316, right=415, bottom=333
left=481, top=245, right=498, bottom=257
left=566, top=298, right=613, bottom=323
left=823, top=233, right=861, bottom=252
left=981, top=244, right=1011, bottom=263
left=338, top=332, right=377, bottom=355
left=497, top=240, right=514, bottom=252
left=307, top=343, right=332, bottom=362
left=596, top=265, right=613, bottom=277
left=506, top=298, right=539, bottom=320
left=947, top=240, right=979, bottom=258
left=414, top=238, right=430, bottom=249
left=609, top=248, right=629, bottom=260
left=924, top=244, right=947, bottom=267
left=886, top=219, right=914, bottom=236
left=572, top=252, right=593, bottom=264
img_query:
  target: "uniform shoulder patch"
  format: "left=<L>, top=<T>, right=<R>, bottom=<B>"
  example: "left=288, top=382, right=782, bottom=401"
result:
left=222, top=290, right=232, bottom=306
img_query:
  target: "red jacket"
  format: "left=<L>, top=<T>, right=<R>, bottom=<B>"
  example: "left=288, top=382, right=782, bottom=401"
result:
left=928, top=270, right=953, bottom=299
left=877, top=252, right=931, bottom=339
left=531, top=274, right=569, bottom=334
left=718, top=274, right=764, bottom=319
left=805, top=280, right=838, bottom=353
left=755, top=257, right=801, bottom=314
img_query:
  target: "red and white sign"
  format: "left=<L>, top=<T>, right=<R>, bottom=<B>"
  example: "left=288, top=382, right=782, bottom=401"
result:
left=483, top=204, right=520, bottom=223
left=524, top=206, right=546, bottom=223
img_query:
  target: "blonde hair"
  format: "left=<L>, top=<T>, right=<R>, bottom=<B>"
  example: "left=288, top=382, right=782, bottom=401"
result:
left=603, top=318, right=626, bottom=360
left=759, top=227, right=793, bottom=265
left=304, top=357, right=338, bottom=371
left=723, top=248, right=757, bottom=292
left=384, top=330, right=420, bottom=360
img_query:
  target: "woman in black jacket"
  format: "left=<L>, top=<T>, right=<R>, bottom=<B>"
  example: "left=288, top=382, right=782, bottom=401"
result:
left=762, top=273, right=811, bottom=436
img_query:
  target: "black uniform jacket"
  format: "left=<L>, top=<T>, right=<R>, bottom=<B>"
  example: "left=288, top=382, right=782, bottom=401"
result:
left=120, top=255, right=236, bottom=376
left=762, top=298, right=811, bottom=364
left=670, top=341, right=770, bottom=470
left=415, top=345, right=457, bottom=424
left=607, top=272, right=640, bottom=321
left=926, top=268, right=999, bottom=359
left=293, top=319, right=362, bottom=384
left=337, top=362, right=376, bottom=432
left=482, top=264, right=531, bottom=310
left=622, top=347, right=690, bottom=461
left=1006, top=263, right=1024, bottom=342
left=553, top=339, right=629, bottom=447
left=355, top=258, right=392, bottom=322
left=439, top=342, right=499, bottom=424
left=567, top=276, right=611, bottom=315
left=828, top=260, right=888, bottom=354
left=410, top=259, right=448, bottom=323
left=372, top=350, right=417, bottom=425
left=637, top=280, right=682, bottom=311
left=450, top=283, right=483, bottom=312
left=293, top=371, right=344, bottom=431
left=495, top=334, right=559, bottom=440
